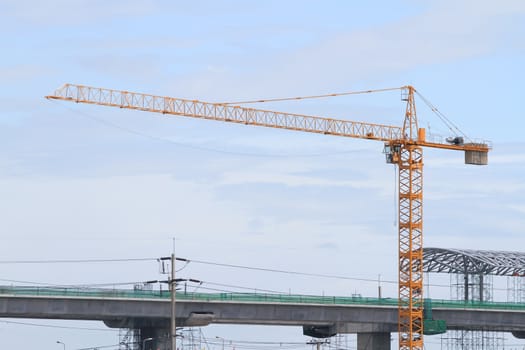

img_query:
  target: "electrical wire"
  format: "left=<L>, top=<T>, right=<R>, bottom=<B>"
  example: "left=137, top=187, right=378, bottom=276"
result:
left=48, top=98, right=363, bottom=159
left=187, top=257, right=399, bottom=285
left=176, top=260, right=190, bottom=272
left=205, top=339, right=308, bottom=350
left=0, top=277, right=62, bottom=285
left=189, top=285, right=275, bottom=295
left=0, top=254, right=398, bottom=285
left=0, top=277, right=154, bottom=289
left=207, top=342, right=305, bottom=350
left=0, top=319, right=117, bottom=332
left=0, top=256, right=456, bottom=290
left=7, top=274, right=515, bottom=293
left=192, top=256, right=525, bottom=292
left=1, top=255, right=512, bottom=292
left=208, top=339, right=308, bottom=345
left=203, top=280, right=286, bottom=294
left=186, top=258, right=508, bottom=291
left=75, top=344, right=123, bottom=350
left=0, top=257, right=156, bottom=264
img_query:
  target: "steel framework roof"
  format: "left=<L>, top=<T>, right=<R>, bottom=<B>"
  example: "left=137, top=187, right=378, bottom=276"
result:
left=423, top=247, right=525, bottom=276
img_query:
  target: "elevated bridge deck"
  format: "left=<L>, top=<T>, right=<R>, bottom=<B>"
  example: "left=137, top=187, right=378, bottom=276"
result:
left=1, top=286, right=525, bottom=336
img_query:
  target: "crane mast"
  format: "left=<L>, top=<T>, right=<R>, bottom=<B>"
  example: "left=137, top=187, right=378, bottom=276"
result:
left=46, top=84, right=490, bottom=350
left=396, top=86, right=424, bottom=349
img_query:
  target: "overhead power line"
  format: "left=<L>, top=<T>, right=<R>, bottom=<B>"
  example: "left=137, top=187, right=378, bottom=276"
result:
left=0, top=255, right=465, bottom=290
left=0, top=255, right=449, bottom=289
left=0, top=319, right=117, bottom=332
left=0, top=277, right=162, bottom=289
left=75, top=344, right=123, bottom=350
left=0, top=257, right=157, bottom=264
left=188, top=258, right=399, bottom=285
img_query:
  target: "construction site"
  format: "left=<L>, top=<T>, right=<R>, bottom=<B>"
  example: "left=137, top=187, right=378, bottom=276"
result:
left=2, top=2, right=524, bottom=350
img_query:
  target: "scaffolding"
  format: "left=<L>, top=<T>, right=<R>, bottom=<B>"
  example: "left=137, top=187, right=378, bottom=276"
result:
left=331, top=333, right=352, bottom=350
left=119, top=328, right=140, bottom=350
left=422, top=247, right=525, bottom=350
left=444, top=273, right=504, bottom=350
left=179, top=328, right=208, bottom=350
left=441, top=331, right=504, bottom=350
left=507, top=275, right=525, bottom=303
left=450, top=273, right=493, bottom=303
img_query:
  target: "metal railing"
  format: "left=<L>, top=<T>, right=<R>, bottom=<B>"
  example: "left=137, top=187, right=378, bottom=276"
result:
left=1, top=286, right=524, bottom=311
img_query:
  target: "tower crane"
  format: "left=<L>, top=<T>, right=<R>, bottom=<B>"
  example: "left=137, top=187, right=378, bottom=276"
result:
left=46, top=84, right=490, bottom=350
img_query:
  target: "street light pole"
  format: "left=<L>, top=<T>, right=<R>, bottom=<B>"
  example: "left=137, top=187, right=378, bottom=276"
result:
left=142, top=337, right=153, bottom=350
left=215, top=336, right=225, bottom=350
left=56, top=340, right=66, bottom=350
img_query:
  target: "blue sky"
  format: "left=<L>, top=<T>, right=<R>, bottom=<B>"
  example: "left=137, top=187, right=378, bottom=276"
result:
left=1, top=1, right=525, bottom=349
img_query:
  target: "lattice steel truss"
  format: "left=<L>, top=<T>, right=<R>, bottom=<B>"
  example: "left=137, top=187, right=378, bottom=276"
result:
left=397, top=145, right=424, bottom=350
left=422, top=248, right=521, bottom=350
left=423, top=248, right=525, bottom=276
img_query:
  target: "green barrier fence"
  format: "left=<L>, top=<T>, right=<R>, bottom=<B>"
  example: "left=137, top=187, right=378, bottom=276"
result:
left=0, top=286, right=524, bottom=311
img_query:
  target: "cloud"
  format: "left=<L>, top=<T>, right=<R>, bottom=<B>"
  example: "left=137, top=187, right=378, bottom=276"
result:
left=316, top=242, right=339, bottom=250
left=508, top=204, right=525, bottom=215
left=219, top=167, right=382, bottom=189
left=165, top=1, right=525, bottom=101
left=2, top=0, right=158, bottom=25
left=0, top=174, right=247, bottom=242
left=488, top=152, right=525, bottom=165
left=0, top=64, right=51, bottom=82
left=274, top=2, right=523, bottom=87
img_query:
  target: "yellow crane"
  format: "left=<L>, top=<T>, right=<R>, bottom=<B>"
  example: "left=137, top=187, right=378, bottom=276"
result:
left=46, top=83, right=490, bottom=350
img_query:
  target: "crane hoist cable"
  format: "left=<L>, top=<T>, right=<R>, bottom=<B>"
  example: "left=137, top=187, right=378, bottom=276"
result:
left=218, top=87, right=403, bottom=105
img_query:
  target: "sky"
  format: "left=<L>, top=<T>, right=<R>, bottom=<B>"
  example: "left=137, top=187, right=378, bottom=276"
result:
left=1, top=0, right=525, bottom=349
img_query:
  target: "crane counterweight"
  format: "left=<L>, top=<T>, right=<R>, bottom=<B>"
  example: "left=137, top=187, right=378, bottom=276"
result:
left=465, top=147, right=489, bottom=165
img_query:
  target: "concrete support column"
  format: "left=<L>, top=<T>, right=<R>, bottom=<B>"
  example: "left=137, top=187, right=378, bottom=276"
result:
left=357, top=332, right=391, bottom=350
left=140, top=327, right=170, bottom=350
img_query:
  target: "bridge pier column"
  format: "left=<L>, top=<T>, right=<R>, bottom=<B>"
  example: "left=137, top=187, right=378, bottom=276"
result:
left=139, top=327, right=170, bottom=350
left=357, top=332, right=391, bottom=350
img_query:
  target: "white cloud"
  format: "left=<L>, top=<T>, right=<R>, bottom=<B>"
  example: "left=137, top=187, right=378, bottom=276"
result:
left=3, top=0, right=158, bottom=25
left=219, top=167, right=383, bottom=189
left=166, top=1, right=525, bottom=100
left=0, top=64, right=50, bottom=82
left=0, top=174, right=246, bottom=243
left=278, top=3, right=521, bottom=86
left=488, top=152, right=525, bottom=164
left=508, top=204, right=525, bottom=215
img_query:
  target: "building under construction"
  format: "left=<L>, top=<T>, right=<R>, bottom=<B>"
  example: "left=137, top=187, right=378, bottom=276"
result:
left=423, top=248, right=525, bottom=350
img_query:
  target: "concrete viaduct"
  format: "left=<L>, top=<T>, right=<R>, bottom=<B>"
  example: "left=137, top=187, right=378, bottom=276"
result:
left=1, top=288, right=525, bottom=350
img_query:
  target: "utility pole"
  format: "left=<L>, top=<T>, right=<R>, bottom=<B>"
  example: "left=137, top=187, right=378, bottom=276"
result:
left=307, top=339, right=328, bottom=350
left=378, top=274, right=382, bottom=299
left=171, top=250, right=176, bottom=350
left=159, top=245, right=196, bottom=350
